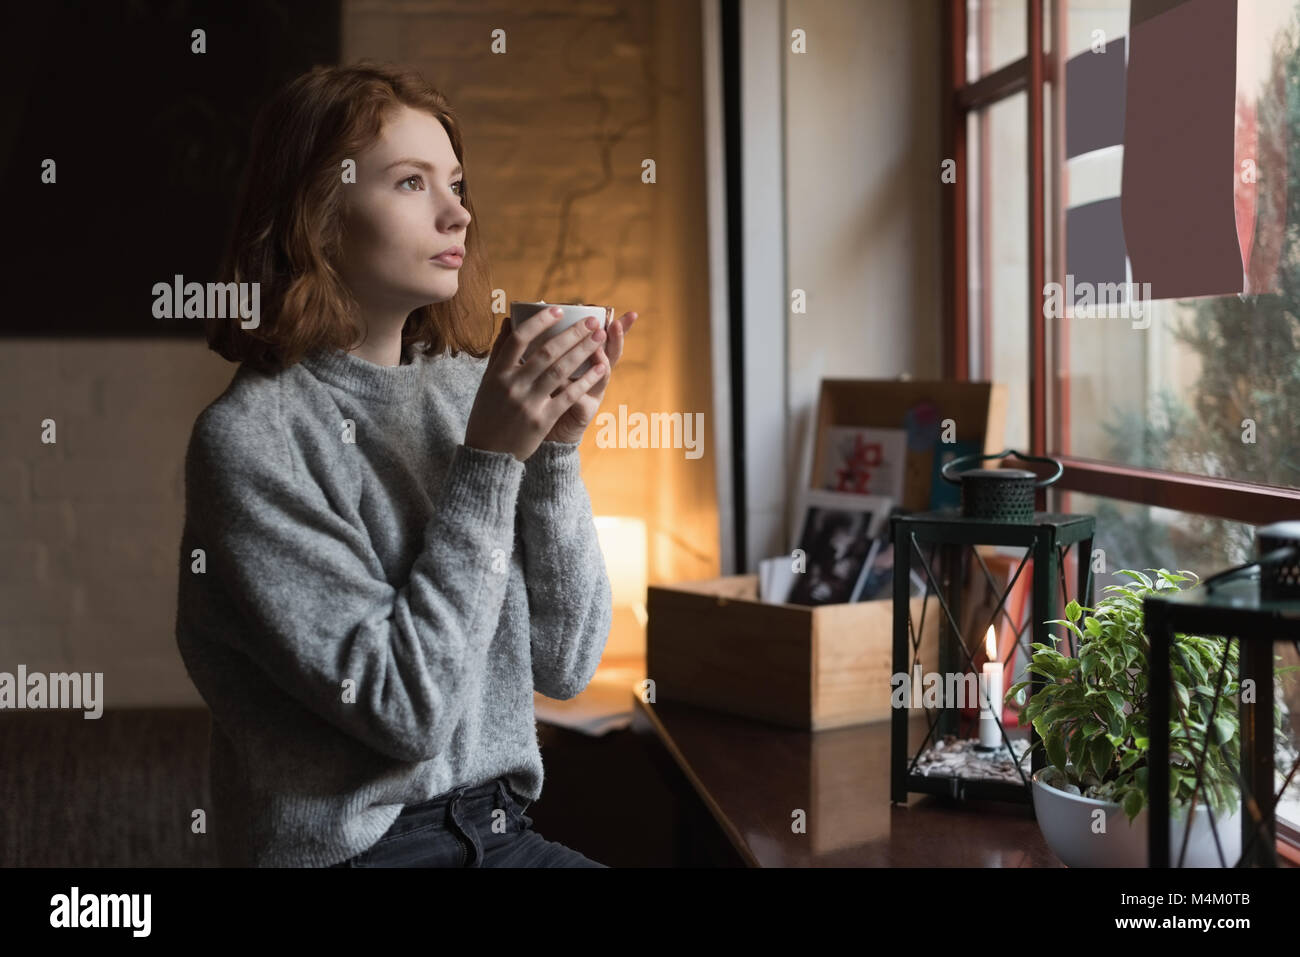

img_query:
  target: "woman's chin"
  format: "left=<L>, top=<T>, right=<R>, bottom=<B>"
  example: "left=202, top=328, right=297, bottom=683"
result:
left=414, top=281, right=458, bottom=305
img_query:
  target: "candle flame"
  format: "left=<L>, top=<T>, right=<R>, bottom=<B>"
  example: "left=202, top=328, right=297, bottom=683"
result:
left=984, top=625, right=997, bottom=661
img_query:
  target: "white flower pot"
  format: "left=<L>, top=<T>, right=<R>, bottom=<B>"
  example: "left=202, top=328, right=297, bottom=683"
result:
left=1031, top=768, right=1242, bottom=867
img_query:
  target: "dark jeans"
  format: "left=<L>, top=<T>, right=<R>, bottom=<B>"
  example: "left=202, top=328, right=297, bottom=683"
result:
left=328, top=777, right=607, bottom=868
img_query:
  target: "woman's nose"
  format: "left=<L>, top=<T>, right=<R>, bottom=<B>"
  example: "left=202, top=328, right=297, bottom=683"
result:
left=446, top=202, right=470, bottom=229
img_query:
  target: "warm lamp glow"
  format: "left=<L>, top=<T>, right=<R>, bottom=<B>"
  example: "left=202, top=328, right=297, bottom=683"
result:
left=593, top=516, right=648, bottom=612
left=593, top=516, right=648, bottom=659
left=984, top=625, right=997, bottom=661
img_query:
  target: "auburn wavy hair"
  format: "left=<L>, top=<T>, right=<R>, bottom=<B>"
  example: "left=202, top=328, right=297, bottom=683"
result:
left=208, top=61, right=494, bottom=370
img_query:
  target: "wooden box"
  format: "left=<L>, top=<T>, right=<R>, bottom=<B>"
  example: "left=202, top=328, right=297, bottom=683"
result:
left=808, top=378, right=1009, bottom=511
left=645, top=379, right=1007, bottom=730
left=646, top=574, right=940, bottom=730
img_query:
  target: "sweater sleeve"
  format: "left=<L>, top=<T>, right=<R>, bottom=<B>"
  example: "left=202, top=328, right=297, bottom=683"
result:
left=516, top=439, right=614, bottom=700
left=183, top=407, right=525, bottom=764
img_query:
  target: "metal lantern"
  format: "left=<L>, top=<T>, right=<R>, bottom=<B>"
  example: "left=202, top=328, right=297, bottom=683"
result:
left=940, top=448, right=1061, bottom=523
left=890, top=451, right=1095, bottom=804
left=1143, top=520, right=1300, bottom=868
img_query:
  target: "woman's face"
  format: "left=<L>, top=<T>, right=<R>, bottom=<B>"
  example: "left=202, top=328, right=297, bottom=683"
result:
left=336, top=104, right=472, bottom=324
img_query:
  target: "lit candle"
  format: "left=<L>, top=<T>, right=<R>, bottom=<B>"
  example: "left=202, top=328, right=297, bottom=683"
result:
left=979, top=625, right=1003, bottom=749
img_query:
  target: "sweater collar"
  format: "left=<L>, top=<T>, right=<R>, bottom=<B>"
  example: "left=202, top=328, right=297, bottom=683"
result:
left=300, top=345, right=432, bottom=404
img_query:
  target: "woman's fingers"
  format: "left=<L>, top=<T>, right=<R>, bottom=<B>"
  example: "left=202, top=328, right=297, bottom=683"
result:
left=503, top=308, right=632, bottom=397
left=502, top=306, right=566, bottom=369
left=547, top=351, right=606, bottom=401
left=541, top=327, right=605, bottom=393
left=603, top=312, right=636, bottom=367
left=518, top=314, right=609, bottom=392
left=605, top=318, right=625, bottom=365
left=519, top=315, right=603, bottom=383
left=554, top=350, right=610, bottom=406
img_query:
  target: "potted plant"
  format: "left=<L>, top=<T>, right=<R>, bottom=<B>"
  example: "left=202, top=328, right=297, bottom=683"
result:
left=1006, top=569, right=1251, bottom=867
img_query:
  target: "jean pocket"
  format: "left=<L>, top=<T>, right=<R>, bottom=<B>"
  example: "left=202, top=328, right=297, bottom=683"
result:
left=373, top=818, right=445, bottom=847
left=502, top=789, right=534, bottom=830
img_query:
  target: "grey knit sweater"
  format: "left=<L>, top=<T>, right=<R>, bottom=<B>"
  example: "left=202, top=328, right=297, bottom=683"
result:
left=174, top=342, right=613, bottom=867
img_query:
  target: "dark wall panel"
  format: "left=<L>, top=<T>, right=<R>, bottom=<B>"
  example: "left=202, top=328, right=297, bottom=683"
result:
left=0, top=0, right=341, bottom=337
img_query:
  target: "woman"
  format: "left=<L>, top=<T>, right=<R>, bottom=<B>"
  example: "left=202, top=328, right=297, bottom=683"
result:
left=175, top=61, right=637, bottom=868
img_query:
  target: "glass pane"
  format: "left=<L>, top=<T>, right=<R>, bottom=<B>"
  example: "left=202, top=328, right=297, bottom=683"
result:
left=966, top=0, right=1028, bottom=82
left=967, top=92, right=1029, bottom=451
left=1054, top=489, right=1254, bottom=579
left=1062, top=0, right=1128, bottom=60
left=1053, top=0, right=1300, bottom=490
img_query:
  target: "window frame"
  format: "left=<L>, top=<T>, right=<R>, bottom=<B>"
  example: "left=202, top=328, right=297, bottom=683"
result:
left=944, top=0, right=1300, bottom=864
left=942, top=0, right=1300, bottom=525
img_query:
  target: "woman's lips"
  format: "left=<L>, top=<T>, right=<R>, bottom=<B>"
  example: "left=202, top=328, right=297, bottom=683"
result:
left=430, top=252, right=463, bottom=267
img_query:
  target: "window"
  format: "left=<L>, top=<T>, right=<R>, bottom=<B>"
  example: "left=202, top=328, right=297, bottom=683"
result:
left=946, top=0, right=1300, bottom=853
left=947, top=0, right=1300, bottom=543
left=967, top=92, right=1030, bottom=452
left=966, top=0, right=1028, bottom=81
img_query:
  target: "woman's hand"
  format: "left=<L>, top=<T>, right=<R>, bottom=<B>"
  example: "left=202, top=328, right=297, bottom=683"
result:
left=462, top=306, right=616, bottom=463
left=543, top=310, right=638, bottom=444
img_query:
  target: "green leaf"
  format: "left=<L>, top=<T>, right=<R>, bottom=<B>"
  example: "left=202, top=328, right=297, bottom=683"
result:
left=1065, top=600, right=1082, bottom=622
left=1089, top=736, right=1115, bottom=778
left=1104, top=691, right=1125, bottom=715
left=1122, top=788, right=1144, bottom=821
left=1083, top=617, right=1104, bottom=638
left=1068, top=726, right=1087, bottom=770
left=1032, top=714, right=1049, bottom=742
left=1030, top=653, right=1072, bottom=681
left=1170, top=768, right=1188, bottom=796
left=1106, top=707, right=1126, bottom=737
left=1117, top=569, right=1154, bottom=589
left=1212, top=717, right=1235, bottom=745
left=1080, top=653, right=1098, bottom=680
left=1054, top=620, right=1085, bottom=641
left=1045, top=731, right=1068, bottom=772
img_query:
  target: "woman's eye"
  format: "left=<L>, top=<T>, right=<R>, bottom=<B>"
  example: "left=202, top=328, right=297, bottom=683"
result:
left=400, top=176, right=464, bottom=201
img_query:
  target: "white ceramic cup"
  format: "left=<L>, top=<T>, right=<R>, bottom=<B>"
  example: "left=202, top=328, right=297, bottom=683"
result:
left=509, top=300, right=613, bottom=380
